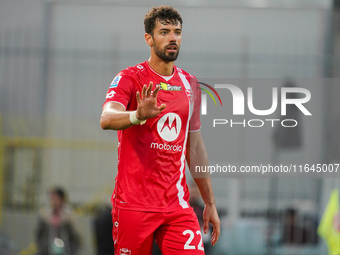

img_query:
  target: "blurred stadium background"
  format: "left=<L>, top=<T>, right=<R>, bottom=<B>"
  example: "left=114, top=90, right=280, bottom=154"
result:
left=1, top=0, right=340, bottom=254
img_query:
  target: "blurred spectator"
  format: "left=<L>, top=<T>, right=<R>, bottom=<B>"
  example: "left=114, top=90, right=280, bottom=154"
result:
left=282, top=207, right=318, bottom=245
left=35, top=186, right=81, bottom=255
left=282, top=208, right=301, bottom=244
left=93, top=203, right=114, bottom=255
left=189, top=182, right=213, bottom=254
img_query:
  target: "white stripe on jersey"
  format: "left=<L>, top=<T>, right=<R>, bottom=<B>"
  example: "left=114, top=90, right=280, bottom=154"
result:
left=176, top=73, right=194, bottom=209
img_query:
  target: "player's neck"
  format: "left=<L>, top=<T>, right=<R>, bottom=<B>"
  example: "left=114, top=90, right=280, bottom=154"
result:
left=148, top=57, right=174, bottom=76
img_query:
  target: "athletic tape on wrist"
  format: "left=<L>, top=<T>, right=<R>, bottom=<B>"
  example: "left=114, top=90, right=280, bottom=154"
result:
left=129, top=111, right=146, bottom=125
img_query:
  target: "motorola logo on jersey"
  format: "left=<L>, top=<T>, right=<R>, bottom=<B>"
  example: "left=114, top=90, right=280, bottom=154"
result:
left=151, top=112, right=183, bottom=152
left=157, top=113, right=182, bottom=142
left=151, top=113, right=183, bottom=152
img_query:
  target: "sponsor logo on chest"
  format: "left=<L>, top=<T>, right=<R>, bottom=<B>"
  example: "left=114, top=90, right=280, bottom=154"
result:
left=150, top=112, right=183, bottom=152
left=158, top=82, right=182, bottom=92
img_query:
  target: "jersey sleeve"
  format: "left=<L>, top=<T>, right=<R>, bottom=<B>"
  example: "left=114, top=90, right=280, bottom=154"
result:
left=102, top=74, right=135, bottom=109
left=189, top=78, right=201, bottom=132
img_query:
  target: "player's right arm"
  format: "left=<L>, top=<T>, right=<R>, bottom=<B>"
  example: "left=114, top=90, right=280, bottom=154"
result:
left=100, top=82, right=166, bottom=130
left=100, top=102, right=134, bottom=130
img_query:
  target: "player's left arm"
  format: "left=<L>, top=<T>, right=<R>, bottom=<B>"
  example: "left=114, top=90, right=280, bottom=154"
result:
left=186, top=130, right=220, bottom=246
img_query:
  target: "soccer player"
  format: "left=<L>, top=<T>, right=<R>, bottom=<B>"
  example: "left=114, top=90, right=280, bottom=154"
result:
left=100, top=5, right=220, bottom=255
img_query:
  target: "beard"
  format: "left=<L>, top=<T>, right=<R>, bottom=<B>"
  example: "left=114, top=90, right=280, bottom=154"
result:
left=153, top=42, right=180, bottom=62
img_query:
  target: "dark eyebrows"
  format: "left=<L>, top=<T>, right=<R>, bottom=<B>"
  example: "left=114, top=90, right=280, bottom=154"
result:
left=158, top=28, right=182, bottom=33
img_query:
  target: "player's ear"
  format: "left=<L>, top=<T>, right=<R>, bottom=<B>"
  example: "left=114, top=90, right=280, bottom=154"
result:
left=145, top=33, right=153, bottom=47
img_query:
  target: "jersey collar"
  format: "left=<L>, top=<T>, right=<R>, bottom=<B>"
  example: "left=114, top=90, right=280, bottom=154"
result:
left=145, top=61, right=177, bottom=82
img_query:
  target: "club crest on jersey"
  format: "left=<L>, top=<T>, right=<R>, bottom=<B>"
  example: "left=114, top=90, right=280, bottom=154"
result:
left=158, top=82, right=182, bottom=92
left=110, top=75, right=122, bottom=88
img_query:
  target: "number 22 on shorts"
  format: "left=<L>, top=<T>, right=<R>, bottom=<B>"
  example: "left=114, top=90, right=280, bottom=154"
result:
left=183, top=230, right=204, bottom=251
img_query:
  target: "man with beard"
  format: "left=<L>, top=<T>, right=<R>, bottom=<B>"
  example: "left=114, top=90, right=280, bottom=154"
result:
left=100, top=5, right=220, bottom=255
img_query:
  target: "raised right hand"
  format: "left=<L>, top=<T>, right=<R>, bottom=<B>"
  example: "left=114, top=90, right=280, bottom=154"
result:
left=136, top=82, right=166, bottom=120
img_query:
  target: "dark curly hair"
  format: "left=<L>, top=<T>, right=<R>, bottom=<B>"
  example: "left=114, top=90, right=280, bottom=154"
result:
left=144, top=5, right=183, bottom=36
left=50, top=186, right=67, bottom=202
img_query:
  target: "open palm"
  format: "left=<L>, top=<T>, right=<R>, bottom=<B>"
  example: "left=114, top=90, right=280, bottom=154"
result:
left=136, top=82, right=166, bottom=120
